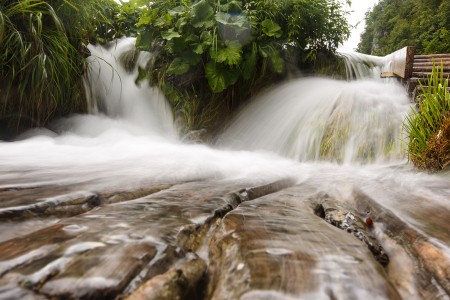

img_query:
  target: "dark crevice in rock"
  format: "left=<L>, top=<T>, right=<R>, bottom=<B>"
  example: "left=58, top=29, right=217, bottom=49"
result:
left=122, top=245, right=184, bottom=297
left=312, top=194, right=389, bottom=267
left=125, top=255, right=207, bottom=300
left=313, top=203, right=325, bottom=219
left=177, top=179, right=296, bottom=253
left=173, top=179, right=297, bottom=299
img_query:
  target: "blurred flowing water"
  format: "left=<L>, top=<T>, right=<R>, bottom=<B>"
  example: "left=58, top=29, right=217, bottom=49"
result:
left=0, top=38, right=449, bottom=299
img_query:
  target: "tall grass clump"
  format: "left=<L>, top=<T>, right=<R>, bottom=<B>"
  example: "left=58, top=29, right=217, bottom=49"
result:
left=0, top=0, right=118, bottom=136
left=404, top=64, right=450, bottom=171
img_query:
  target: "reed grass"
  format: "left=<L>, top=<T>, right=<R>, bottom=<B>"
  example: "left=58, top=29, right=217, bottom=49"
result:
left=403, top=63, right=450, bottom=170
left=0, top=0, right=116, bottom=135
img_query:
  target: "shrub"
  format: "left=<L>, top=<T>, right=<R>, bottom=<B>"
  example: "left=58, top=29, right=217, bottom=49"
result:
left=0, top=0, right=118, bottom=136
left=404, top=64, right=450, bottom=171
left=132, top=0, right=350, bottom=132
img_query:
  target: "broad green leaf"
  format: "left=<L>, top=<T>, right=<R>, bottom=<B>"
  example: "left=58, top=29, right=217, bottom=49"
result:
left=205, top=62, right=239, bottom=93
left=185, top=34, right=199, bottom=44
left=161, top=29, right=181, bottom=40
left=168, top=6, right=185, bottom=16
left=219, top=0, right=242, bottom=12
left=167, top=58, right=190, bottom=75
left=176, top=17, right=187, bottom=30
left=269, top=48, right=284, bottom=73
left=165, top=37, right=188, bottom=53
left=136, top=14, right=152, bottom=27
left=155, top=14, right=172, bottom=27
left=215, top=12, right=231, bottom=25
left=136, top=31, right=155, bottom=51
left=214, top=40, right=242, bottom=66
left=205, top=62, right=227, bottom=93
left=229, top=15, right=248, bottom=28
left=215, top=12, right=247, bottom=27
left=261, top=19, right=282, bottom=38
left=200, top=31, right=212, bottom=46
left=193, top=44, right=204, bottom=54
left=184, top=53, right=201, bottom=66
left=190, top=0, right=214, bottom=28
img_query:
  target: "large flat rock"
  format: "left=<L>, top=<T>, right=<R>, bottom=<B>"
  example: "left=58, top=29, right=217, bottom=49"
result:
left=0, top=179, right=448, bottom=299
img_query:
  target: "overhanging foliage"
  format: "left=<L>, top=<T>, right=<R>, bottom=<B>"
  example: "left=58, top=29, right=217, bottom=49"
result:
left=130, top=0, right=350, bottom=131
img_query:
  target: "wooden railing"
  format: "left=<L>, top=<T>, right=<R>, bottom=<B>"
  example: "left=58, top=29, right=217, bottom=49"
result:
left=380, top=47, right=450, bottom=99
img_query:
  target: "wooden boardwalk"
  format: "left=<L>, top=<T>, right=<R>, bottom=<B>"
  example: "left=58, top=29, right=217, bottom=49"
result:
left=380, top=47, right=450, bottom=99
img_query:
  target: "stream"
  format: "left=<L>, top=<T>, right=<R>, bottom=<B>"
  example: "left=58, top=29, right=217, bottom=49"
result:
left=0, top=38, right=449, bottom=299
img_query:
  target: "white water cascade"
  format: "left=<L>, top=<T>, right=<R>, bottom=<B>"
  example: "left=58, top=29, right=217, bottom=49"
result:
left=84, top=38, right=176, bottom=139
left=338, top=51, right=388, bottom=79
left=0, top=38, right=447, bottom=194
left=218, top=78, right=410, bottom=164
left=0, top=39, right=449, bottom=299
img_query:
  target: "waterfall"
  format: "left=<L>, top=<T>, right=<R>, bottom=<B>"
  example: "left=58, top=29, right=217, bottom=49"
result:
left=337, top=51, right=388, bottom=79
left=83, top=38, right=176, bottom=139
left=218, top=59, right=410, bottom=164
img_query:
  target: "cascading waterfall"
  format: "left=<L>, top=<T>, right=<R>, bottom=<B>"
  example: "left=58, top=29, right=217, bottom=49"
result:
left=218, top=78, right=410, bottom=164
left=337, top=51, right=388, bottom=79
left=84, top=38, right=176, bottom=138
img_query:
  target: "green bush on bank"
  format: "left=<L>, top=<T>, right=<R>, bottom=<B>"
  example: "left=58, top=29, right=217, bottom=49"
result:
left=0, top=0, right=120, bottom=136
left=404, top=64, right=450, bottom=171
left=131, top=0, right=350, bottom=133
left=0, top=0, right=350, bottom=137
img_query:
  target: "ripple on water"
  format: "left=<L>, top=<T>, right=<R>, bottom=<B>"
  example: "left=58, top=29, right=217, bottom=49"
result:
left=265, top=248, right=294, bottom=256
left=64, top=242, right=106, bottom=256
left=108, top=222, right=130, bottom=229
left=62, top=224, right=88, bottom=234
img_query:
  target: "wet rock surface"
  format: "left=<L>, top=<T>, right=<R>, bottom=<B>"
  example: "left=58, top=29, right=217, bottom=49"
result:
left=313, top=193, right=390, bottom=266
left=0, top=179, right=449, bottom=299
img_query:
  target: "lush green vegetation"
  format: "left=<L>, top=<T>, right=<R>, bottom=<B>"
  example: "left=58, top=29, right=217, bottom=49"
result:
left=0, top=0, right=119, bottom=135
left=358, top=0, right=450, bottom=55
left=403, top=65, right=450, bottom=171
left=1, top=0, right=350, bottom=136
left=130, top=0, right=350, bottom=132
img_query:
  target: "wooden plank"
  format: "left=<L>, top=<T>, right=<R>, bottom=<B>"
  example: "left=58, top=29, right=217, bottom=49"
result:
left=414, top=58, right=450, bottom=63
left=380, top=72, right=397, bottom=78
left=414, top=62, right=450, bottom=67
left=413, top=66, right=450, bottom=72
left=412, top=72, right=450, bottom=77
left=414, top=54, right=450, bottom=59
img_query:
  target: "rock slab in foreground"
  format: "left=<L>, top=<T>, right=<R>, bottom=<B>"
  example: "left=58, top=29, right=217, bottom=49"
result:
left=0, top=179, right=449, bottom=299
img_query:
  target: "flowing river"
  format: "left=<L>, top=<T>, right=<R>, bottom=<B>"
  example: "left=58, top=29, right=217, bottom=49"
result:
left=0, top=38, right=449, bottom=299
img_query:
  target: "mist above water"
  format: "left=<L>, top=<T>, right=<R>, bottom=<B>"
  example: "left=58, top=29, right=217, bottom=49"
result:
left=0, top=38, right=443, bottom=188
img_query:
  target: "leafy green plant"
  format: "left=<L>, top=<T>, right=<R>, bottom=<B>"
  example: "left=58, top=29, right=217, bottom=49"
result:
left=403, top=64, right=450, bottom=170
left=0, top=0, right=118, bottom=135
left=130, top=0, right=350, bottom=132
